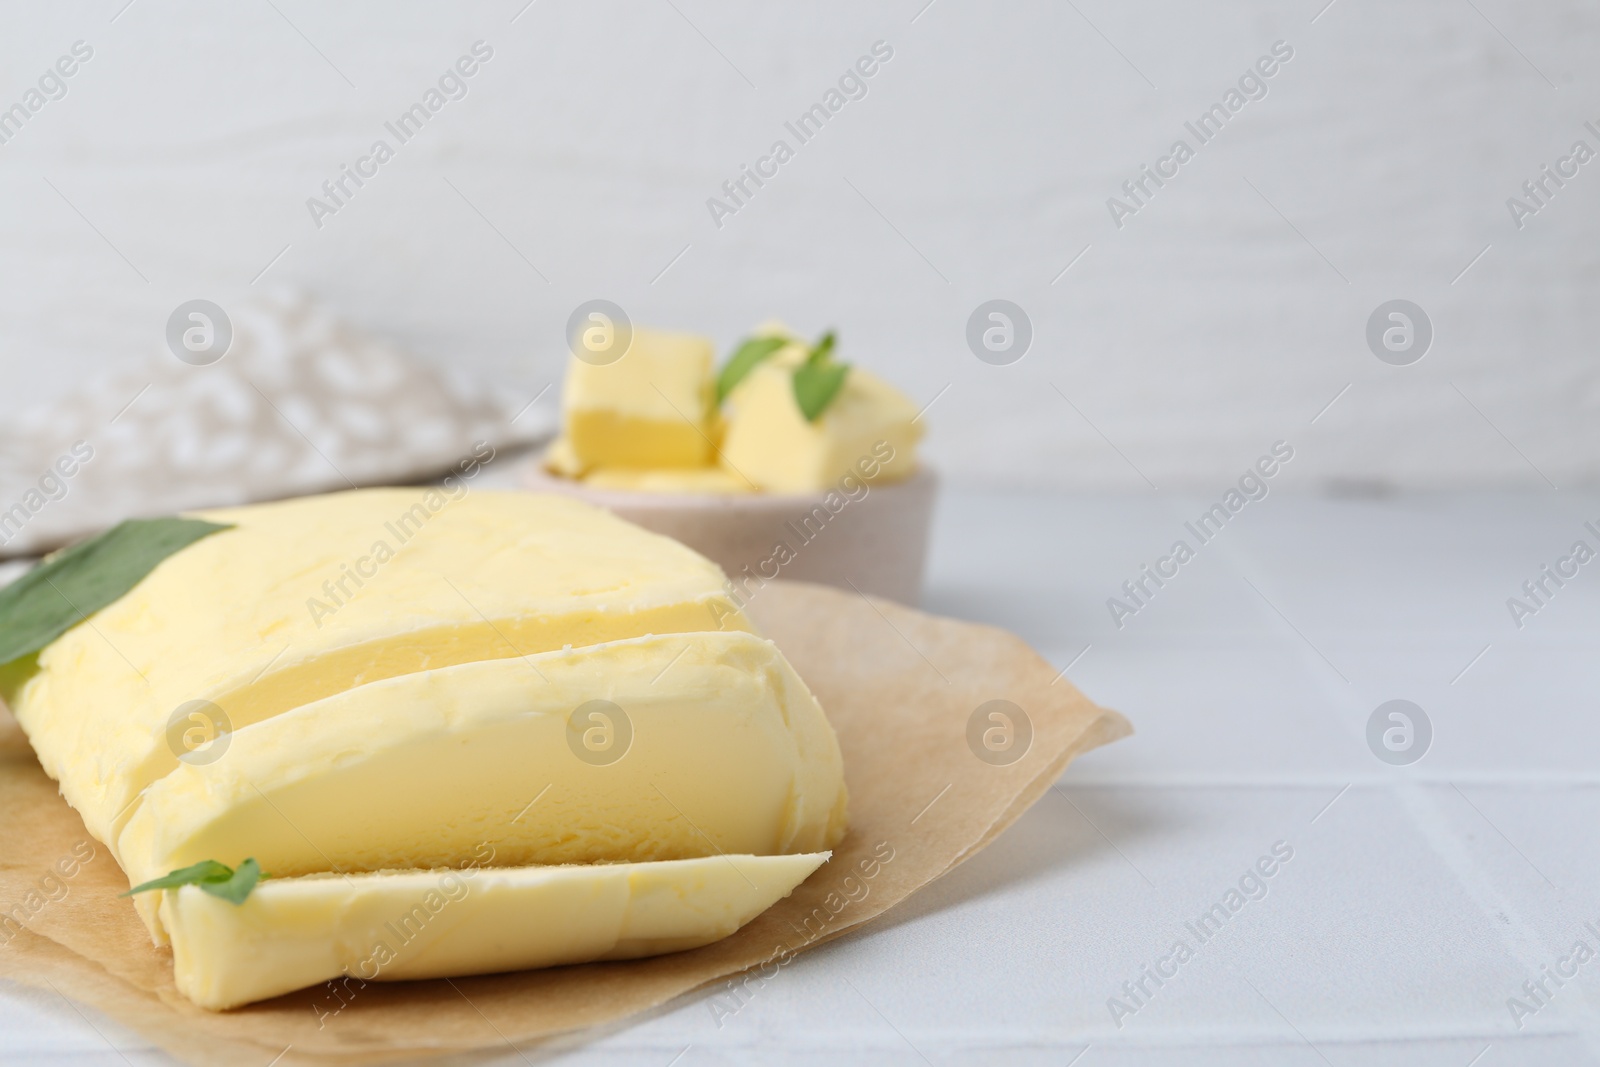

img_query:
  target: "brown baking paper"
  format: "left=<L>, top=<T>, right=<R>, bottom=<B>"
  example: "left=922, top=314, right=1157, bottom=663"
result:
left=0, top=580, right=1129, bottom=1066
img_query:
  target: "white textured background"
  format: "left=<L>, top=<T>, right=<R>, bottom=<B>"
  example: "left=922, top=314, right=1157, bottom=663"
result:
left=0, top=0, right=1596, bottom=490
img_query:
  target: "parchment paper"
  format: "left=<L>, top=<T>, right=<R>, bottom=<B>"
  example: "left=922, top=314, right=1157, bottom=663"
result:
left=0, top=580, right=1129, bottom=1066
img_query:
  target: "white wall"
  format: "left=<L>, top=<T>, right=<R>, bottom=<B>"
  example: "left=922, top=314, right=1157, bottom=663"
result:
left=1, top=0, right=1596, bottom=491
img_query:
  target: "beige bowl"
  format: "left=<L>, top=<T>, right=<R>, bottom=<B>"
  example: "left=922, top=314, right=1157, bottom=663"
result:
left=521, top=461, right=937, bottom=606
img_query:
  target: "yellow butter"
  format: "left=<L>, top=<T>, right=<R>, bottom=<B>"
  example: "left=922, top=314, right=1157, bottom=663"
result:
left=159, top=852, right=827, bottom=1011
left=542, top=435, right=589, bottom=478
left=11, top=487, right=848, bottom=1009
left=581, top=466, right=756, bottom=494
left=545, top=437, right=755, bottom=491
left=563, top=327, right=716, bottom=469
left=8, top=490, right=752, bottom=852
left=719, top=342, right=923, bottom=494
left=120, top=630, right=847, bottom=899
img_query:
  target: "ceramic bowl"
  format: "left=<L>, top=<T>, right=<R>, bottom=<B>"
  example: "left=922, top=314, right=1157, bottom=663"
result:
left=520, top=461, right=937, bottom=606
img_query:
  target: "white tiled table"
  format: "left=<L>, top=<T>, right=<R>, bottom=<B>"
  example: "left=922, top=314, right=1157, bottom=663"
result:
left=6, top=489, right=1599, bottom=1066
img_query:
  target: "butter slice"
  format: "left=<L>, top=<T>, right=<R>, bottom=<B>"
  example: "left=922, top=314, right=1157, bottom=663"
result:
left=719, top=343, right=923, bottom=494
left=120, top=631, right=848, bottom=906
left=563, top=327, right=716, bottom=469
left=7, top=490, right=751, bottom=853
left=160, top=853, right=827, bottom=1011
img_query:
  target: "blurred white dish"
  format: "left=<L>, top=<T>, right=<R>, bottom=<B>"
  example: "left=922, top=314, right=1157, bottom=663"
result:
left=521, top=461, right=936, bottom=606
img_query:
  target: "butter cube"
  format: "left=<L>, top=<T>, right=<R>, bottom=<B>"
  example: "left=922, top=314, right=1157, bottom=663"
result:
left=719, top=345, right=923, bottom=493
left=563, top=327, right=716, bottom=468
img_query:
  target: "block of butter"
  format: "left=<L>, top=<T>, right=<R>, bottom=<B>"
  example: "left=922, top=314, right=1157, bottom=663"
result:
left=561, top=326, right=717, bottom=469
left=3, top=489, right=847, bottom=1008
left=10, top=490, right=754, bottom=853
left=719, top=334, right=923, bottom=494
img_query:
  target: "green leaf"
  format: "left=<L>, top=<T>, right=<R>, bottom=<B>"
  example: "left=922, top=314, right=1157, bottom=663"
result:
left=122, top=858, right=263, bottom=905
left=806, top=330, right=836, bottom=367
left=791, top=329, right=849, bottom=422
left=120, top=860, right=232, bottom=895
left=793, top=359, right=850, bottom=422
left=715, top=336, right=789, bottom=404
left=0, top=517, right=233, bottom=669
left=200, top=858, right=263, bottom=904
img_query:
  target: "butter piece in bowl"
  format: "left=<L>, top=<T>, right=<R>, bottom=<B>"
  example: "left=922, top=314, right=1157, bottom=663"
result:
left=719, top=333, right=921, bottom=494
left=530, top=323, right=936, bottom=604
left=563, top=326, right=717, bottom=469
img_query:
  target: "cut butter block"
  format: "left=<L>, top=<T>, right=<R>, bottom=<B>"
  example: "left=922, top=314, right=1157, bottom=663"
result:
left=7, top=487, right=846, bottom=1007
left=120, top=631, right=848, bottom=922
left=160, top=852, right=828, bottom=1011
left=6, top=490, right=752, bottom=854
left=719, top=346, right=923, bottom=494
left=563, top=327, right=716, bottom=469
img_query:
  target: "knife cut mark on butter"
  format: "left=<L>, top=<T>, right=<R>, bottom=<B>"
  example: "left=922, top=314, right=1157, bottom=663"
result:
left=652, top=782, right=761, bottom=890
left=440, top=575, right=551, bottom=684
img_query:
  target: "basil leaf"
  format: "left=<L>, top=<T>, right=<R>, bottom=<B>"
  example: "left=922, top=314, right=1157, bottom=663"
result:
left=200, top=858, right=263, bottom=905
left=807, top=330, right=836, bottom=366
left=0, top=517, right=233, bottom=668
left=791, top=329, right=849, bottom=421
left=122, top=858, right=263, bottom=905
left=715, top=336, right=789, bottom=404
left=121, top=859, right=233, bottom=895
left=793, top=360, right=850, bottom=422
